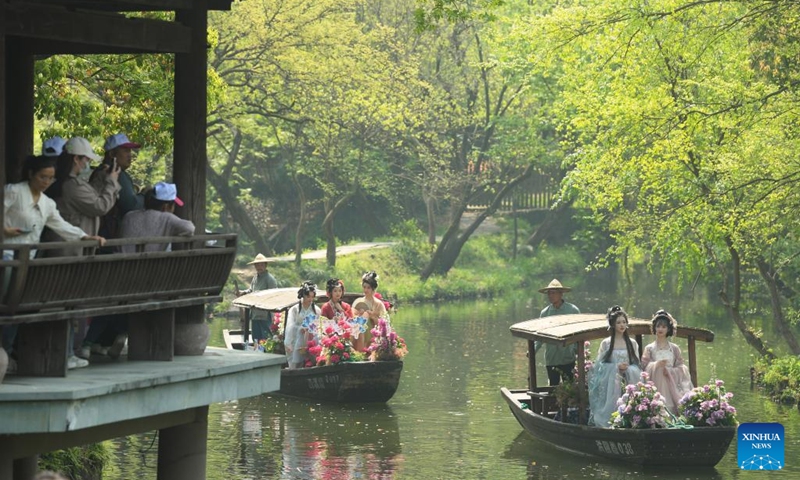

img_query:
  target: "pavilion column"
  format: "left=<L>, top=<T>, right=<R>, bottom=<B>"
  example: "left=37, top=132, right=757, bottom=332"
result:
left=4, top=37, right=34, bottom=184
left=173, top=2, right=208, bottom=233
left=0, top=27, right=6, bottom=237
left=157, top=406, right=208, bottom=480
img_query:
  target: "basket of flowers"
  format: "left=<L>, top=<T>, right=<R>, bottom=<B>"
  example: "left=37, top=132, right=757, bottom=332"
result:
left=610, top=372, right=671, bottom=429
left=367, top=318, right=407, bottom=361
left=307, top=319, right=358, bottom=366
left=678, top=379, right=738, bottom=427
left=258, top=312, right=285, bottom=354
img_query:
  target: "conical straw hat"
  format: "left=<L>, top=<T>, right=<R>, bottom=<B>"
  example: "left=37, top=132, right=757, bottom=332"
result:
left=538, top=278, right=571, bottom=294
left=247, top=253, right=269, bottom=265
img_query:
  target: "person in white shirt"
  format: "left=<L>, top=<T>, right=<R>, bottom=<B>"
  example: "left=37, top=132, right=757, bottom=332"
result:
left=2, top=155, right=106, bottom=369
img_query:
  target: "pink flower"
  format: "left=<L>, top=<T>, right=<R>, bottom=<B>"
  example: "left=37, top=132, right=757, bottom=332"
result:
left=330, top=354, right=340, bottom=364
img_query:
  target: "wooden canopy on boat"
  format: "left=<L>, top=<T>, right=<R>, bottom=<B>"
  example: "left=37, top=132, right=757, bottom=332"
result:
left=233, top=289, right=381, bottom=313
left=233, top=288, right=322, bottom=312
left=510, top=313, right=715, bottom=345
left=510, top=313, right=716, bottom=424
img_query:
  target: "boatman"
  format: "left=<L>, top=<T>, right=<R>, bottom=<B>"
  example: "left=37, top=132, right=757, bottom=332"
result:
left=235, top=253, right=278, bottom=346
left=535, top=279, right=580, bottom=386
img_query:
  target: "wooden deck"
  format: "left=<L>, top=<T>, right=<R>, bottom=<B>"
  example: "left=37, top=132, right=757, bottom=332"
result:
left=0, top=348, right=283, bottom=473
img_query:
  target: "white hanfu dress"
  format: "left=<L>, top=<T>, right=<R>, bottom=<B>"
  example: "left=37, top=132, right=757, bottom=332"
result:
left=588, top=338, right=642, bottom=428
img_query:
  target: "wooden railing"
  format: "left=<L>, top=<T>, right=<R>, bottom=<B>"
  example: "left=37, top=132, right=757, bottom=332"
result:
left=0, top=234, right=237, bottom=377
left=467, top=173, right=557, bottom=212
left=1, top=234, right=236, bottom=316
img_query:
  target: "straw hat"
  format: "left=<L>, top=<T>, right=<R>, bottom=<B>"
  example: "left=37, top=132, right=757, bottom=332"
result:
left=247, top=253, right=269, bottom=265
left=538, top=279, right=571, bottom=294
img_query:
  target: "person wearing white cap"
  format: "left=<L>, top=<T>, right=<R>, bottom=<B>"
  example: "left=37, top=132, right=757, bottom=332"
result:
left=534, top=279, right=581, bottom=386
left=119, top=182, right=194, bottom=253
left=235, top=253, right=278, bottom=346
left=43, top=137, right=121, bottom=257
left=90, top=133, right=144, bottom=239
left=42, top=136, right=67, bottom=157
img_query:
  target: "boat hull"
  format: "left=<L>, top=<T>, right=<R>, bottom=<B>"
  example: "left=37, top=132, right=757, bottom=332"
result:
left=500, top=388, right=735, bottom=466
left=281, top=361, right=403, bottom=403
left=223, top=329, right=402, bottom=403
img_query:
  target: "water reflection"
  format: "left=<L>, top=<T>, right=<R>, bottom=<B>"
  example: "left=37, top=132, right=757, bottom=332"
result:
left=219, top=395, right=403, bottom=479
left=102, top=285, right=799, bottom=479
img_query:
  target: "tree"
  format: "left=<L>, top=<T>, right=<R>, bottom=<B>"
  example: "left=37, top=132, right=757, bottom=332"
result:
left=528, top=0, right=800, bottom=356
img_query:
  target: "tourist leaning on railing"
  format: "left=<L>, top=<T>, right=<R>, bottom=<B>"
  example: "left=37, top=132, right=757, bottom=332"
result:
left=2, top=154, right=106, bottom=371
left=119, top=182, right=194, bottom=253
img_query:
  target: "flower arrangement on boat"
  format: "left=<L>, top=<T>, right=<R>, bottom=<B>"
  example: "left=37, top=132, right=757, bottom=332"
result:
left=367, top=318, right=407, bottom=361
left=258, top=312, right=284, bottom=354
left=610, top=372, right=670, bottom=429
left=678, top=379, right=738, bottom=427
left=554, top=341, right=592, bottom=407
left=307, top=319, right=358, bottom=366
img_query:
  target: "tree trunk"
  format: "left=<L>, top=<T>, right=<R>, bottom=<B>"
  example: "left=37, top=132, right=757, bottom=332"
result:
left=756, top=257, right=800, bottom=355
left=207, top=165, right=273, bottom=256
left=292, top=173, right=307, bottom=266
left=424, top=191, right=436, bottom=246
left=421, top=165, right=533, bottom=280
left=321, top=191, right=356, bottom=267
left=718, top=241, right=774, bottom=359
left=526, top=197, right=574, bottom=247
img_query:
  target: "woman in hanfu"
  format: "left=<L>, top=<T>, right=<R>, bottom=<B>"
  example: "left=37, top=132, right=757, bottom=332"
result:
left=641, top=310, right=693, bottom=414
left=588, top=306, right=642, bottom=428
left=284, top=282, right=319, bottom=368
left=350, top=271, right=387, bottom=351
left=320, top=278, right=353, bottom=321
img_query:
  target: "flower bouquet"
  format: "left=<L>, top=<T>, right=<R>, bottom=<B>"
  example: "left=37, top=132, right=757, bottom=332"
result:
left=367, top=318, right=407, bottom=361
left=610, top=372, right=670, bottom=429
left=306, top=319, right=357, bottom=367
left=678, top=379, right=738, bottom=427
left=258, top=312, right=285, bottom=354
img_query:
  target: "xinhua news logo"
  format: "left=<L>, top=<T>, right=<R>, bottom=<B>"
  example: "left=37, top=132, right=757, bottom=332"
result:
left=738, top=423, right=784, bottom=471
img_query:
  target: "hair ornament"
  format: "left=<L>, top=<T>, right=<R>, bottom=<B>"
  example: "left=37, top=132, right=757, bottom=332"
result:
left=652, top=309, right=678, bottom=335
left=361, top=271, right=379, bottom=289
left=326, top=278, right=345, bottom=296
left=606, top=305, right=628, bottom=330
left=297, top=281, right=317, bottom=299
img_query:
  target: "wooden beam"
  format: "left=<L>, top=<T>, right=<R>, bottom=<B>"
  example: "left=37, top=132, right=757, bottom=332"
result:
left=23, top=0, right=234, bottom=12
left=3, top=4, right=192, bottom=54
left=5, top=37, right=34, bottom=183
left=0, top=21, right=6, bottom=240
left=173, top=2, right=207, bottom=233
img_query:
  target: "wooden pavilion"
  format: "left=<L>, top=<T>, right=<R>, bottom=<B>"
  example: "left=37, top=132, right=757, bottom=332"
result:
left=0, top=2, right=284, bottom=479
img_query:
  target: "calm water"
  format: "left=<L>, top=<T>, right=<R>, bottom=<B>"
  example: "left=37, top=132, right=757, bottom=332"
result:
left=104, top=284, right=799, bottom=479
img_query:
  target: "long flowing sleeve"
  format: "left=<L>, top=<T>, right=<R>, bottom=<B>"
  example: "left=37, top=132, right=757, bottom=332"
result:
left=641, top=343, right=653, bottom=371
left=284, top=306, right=299, bottom=357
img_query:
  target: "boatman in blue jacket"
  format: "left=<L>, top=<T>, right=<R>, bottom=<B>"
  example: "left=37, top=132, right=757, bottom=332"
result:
left=535, top=279, right=580, bottom=386
left=236, top=253, right=279, bottom=346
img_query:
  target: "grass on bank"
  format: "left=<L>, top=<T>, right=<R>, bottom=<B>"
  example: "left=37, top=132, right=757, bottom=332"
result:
left=225, top=227, right=585, bottom=309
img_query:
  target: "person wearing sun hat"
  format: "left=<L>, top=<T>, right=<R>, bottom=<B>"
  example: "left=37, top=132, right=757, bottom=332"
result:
left=43, top=137, right=121, bottom=256
left=91, top=133, right=144, bottom=240
left=235, top=253, right=279, bottom=346
left=535, top=279, right=581, bottom=386
left=119, top=182, right=195, bottom=253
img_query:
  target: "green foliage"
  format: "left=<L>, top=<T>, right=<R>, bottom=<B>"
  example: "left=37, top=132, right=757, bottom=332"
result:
left=390, top=220, right=431, bottom=272
left=753, top=355, right=800, bottom=405
left=39, top=442, right=116, bottom=480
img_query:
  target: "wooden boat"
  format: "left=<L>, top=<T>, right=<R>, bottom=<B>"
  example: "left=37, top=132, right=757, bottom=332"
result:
left=501, top=313, right=735, bottom=466
left=227, top=287, right=403, bottom=403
